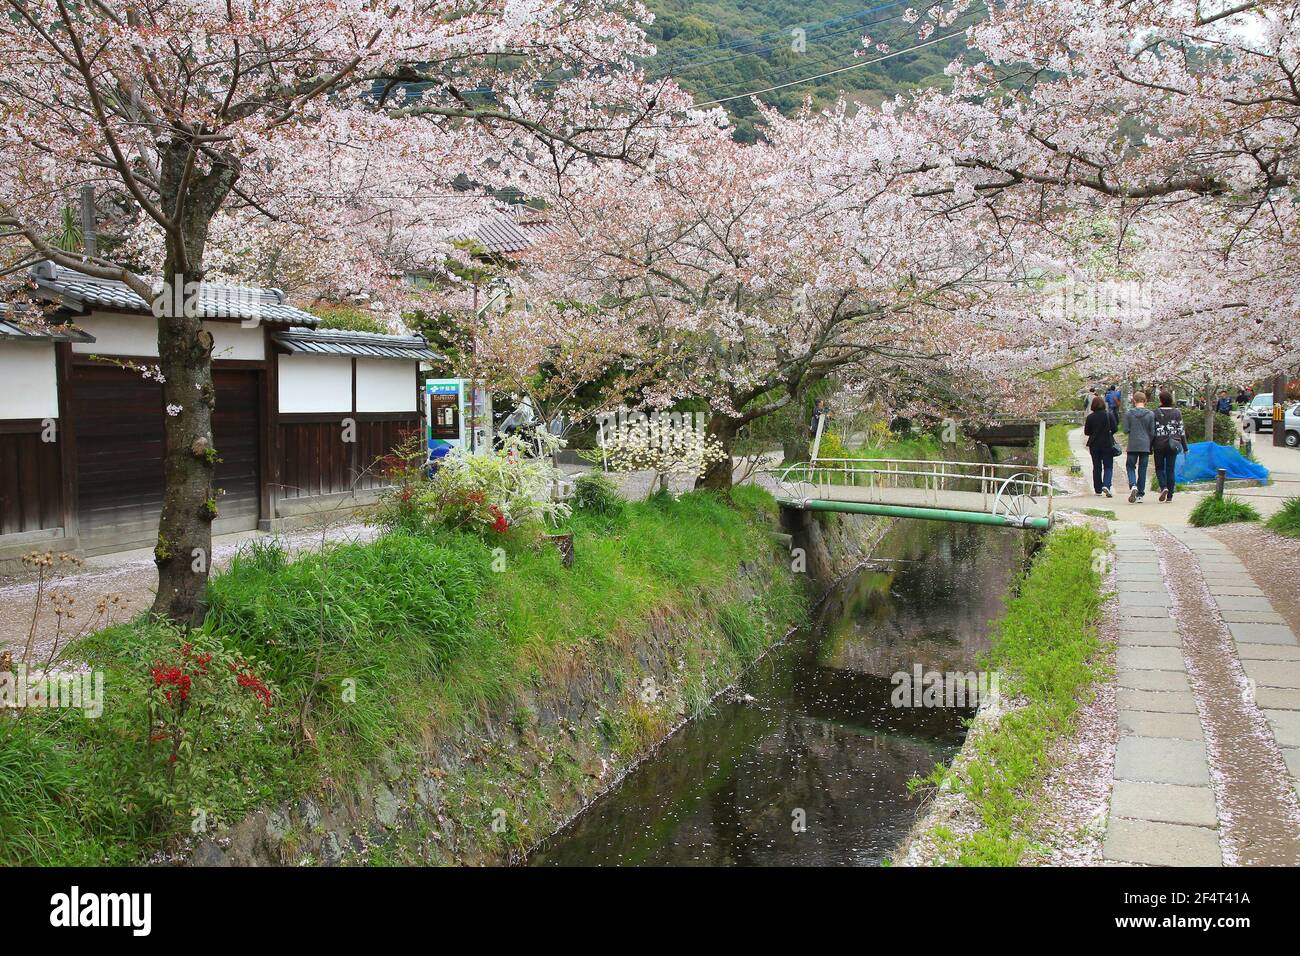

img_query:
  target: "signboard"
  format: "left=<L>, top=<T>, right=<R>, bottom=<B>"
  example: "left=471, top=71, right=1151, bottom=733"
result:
left=425, top=379, right=492, bottom=461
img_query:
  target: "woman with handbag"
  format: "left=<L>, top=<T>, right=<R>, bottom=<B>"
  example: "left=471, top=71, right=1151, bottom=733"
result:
left=1084, top=395, right=1118, bottom=497
left=1152, top=391, right=1190, bottom=501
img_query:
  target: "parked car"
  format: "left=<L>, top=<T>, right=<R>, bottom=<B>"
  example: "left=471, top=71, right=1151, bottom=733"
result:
left=1286, top=404, right=1300, bottom=448
left=1240, top=392, right=1274, bottom=433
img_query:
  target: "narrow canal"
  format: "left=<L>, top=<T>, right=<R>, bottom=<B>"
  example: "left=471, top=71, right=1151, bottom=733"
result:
left=530, top=519, right=1026, bottom=866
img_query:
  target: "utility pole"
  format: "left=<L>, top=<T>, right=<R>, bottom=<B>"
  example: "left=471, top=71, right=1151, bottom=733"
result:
left=1275, top=371, right=1289, bottom=447
left=78, top=185, right=97, bottom=257
left=1204, top=377, right=1215, bottom=442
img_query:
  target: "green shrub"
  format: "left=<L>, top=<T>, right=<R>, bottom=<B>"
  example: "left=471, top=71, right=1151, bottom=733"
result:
left=312, top=304, right=391, bottom=334
left=1188, top=495, right=1261, bottom=527
left=1180, top=408, right=1237, bottom=446
left=1265, top=496, right=1300, bottom=539
left=572, top=471, right=625, bottom=517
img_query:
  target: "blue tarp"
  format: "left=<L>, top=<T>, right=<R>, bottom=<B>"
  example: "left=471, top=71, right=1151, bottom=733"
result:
left=1175, top=442, right=1269, bottom=484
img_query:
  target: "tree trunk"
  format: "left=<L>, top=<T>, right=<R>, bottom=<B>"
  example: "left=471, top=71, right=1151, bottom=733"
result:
left=1204, top=382, right=1215, bottom=442
left=697, top=414, right=739, bottom=492
left=149, top=145, right=236, bottom=626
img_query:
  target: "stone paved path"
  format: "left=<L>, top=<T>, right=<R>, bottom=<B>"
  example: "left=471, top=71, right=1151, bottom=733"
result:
left=1101, top=525, right=1300, bottom=866
left=1167, top=527, right=1300, bottom=792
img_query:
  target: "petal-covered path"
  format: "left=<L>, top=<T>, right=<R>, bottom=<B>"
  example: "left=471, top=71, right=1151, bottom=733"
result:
left=1101, top=525, right=1300, bottom=866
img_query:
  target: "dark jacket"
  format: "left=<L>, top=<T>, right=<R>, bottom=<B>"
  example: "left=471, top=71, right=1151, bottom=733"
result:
left=1124, top=406, right=1156, bottom=453
left=1084, top=408, right=1117, bottom=451
left=1153, top=407, right=1189, bottom=454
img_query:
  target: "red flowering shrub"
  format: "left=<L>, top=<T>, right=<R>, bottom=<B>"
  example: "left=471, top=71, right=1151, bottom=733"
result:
left=143, top=634, right=277, bottom=815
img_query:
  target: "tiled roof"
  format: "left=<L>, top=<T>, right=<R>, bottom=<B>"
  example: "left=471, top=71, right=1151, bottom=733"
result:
left=28, top=261, right=319, bottom=326
left=272, top=327, right=441, bottom=361
left=456, top=209, right=558, bottom=254
left=0, top=303, right=95, bottom=342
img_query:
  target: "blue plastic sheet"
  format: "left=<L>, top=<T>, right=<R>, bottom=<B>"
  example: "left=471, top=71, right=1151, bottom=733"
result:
left=1175, top=441, right=1270, bottom=484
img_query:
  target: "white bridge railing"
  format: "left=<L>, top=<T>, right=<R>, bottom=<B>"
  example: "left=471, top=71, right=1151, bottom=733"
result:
left=774, top=457, right=1055, bottom=519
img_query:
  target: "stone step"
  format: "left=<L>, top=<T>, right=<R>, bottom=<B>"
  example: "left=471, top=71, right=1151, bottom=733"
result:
left=1103, top=818, right=1222, bottom=866
left=1118, top=710, right=1203, bottom=741
left=1115, top=736, right=1210, bottom=786
left=1110, top=781, right=1218, bottom=828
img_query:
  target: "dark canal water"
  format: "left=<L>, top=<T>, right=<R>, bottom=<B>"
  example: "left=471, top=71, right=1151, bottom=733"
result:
left=529, top=519, right=1026, bottom=866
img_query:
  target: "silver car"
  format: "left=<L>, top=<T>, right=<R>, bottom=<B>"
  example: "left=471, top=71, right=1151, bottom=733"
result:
left=1240, top=392, right=1274, bottom=434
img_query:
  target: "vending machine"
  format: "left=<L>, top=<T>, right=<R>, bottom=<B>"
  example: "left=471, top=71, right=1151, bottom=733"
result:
left=425, top=378, right=492, bottom=462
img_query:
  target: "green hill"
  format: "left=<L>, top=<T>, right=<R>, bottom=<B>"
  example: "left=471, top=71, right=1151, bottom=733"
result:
left=643, top=0, right=980, bottom=140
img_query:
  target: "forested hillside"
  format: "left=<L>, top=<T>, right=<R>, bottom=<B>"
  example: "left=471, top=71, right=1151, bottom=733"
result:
left=643, top=0, right=981, bottom=140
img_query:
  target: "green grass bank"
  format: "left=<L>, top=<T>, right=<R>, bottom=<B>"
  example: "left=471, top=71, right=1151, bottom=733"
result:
left=895, top=525, right=1109, bottom=865
left=1, top=486, right=810, bottom=866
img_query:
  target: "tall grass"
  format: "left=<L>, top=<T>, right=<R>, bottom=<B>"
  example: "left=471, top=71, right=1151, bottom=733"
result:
left=1266, top=496, right=1300, bottom=539
left=1043, top=423, right=1074, bottom=467
left=1189, top=495, right=1260, bottom=528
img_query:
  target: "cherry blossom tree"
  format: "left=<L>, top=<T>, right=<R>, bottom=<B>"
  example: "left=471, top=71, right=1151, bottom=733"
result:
left=907, top=0, right=1300, bottom=381
left=0, top=0, right=687, bottom=623
left=525, top=107, right=1053, bottom=489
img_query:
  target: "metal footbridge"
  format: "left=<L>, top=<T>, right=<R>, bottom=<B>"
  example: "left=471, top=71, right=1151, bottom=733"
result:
left=772, top=457, right=1055, bottom=530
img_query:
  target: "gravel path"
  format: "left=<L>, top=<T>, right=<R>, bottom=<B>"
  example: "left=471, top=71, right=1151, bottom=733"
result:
left=1, top=523, right=377, bottom=664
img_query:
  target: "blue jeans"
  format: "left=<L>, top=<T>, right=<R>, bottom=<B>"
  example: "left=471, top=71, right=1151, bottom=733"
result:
left=1126, top=452, right=1149, bottom=497
left=1153, top=448, right=1177, bottom=496
left=1090, top=446, right=1114, bottom=493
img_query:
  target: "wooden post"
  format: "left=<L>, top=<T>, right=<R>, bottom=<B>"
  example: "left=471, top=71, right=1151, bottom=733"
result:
left=1215, top=468, right=1226, bottom=500
left=54, top=340, right=79, bottom=546
left=1036, top=419, right=1046, bottom=469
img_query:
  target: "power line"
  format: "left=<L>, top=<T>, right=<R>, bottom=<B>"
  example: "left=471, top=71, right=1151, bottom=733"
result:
left=684, top=10, right=979, bottom=105
left=690, top=26, right=971, bottom=109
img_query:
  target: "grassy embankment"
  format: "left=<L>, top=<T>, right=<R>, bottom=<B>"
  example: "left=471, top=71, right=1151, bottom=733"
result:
left=905, top=525, right=1109, bottom=865
left=0, top=485, right=804, bottom=865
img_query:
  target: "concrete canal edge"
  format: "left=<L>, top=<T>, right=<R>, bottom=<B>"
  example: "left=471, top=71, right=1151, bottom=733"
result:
left=183, top=508, right=893, bottom=867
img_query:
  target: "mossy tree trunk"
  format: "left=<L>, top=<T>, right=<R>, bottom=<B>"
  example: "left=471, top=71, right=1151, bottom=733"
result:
left=149, top=143, right=238, bottom=626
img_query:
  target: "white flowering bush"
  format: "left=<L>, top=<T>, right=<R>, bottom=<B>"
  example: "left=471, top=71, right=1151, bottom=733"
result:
left=583, top=414, right=728, bottom=495
left=430, top=428, right=571, bottom=530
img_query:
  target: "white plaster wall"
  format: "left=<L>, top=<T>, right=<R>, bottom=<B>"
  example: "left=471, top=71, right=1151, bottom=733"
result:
left=355, top=359, right=416, bottom=413
left=70, top=312, right=157, bottom=355
left=69, top=312, right=265, bottom=360
left=278, top=355, right=352, bottom=413
left=0, top=342, right=59, bottom=419
left=209, top=322, right=265, bottom=360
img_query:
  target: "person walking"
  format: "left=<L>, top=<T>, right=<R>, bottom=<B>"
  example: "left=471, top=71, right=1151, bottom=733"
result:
left=1215, top=390, right=1232, bottom=415
left=810, top=399, right=830, bottom=442
left=1152, top=391, right=1189, bottom=502
left=1105, top=383, right=1122, bottom=413
left=1123, top=392, right=1155, bottom=502
left=1084, top=395, right=1117, bottom=497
